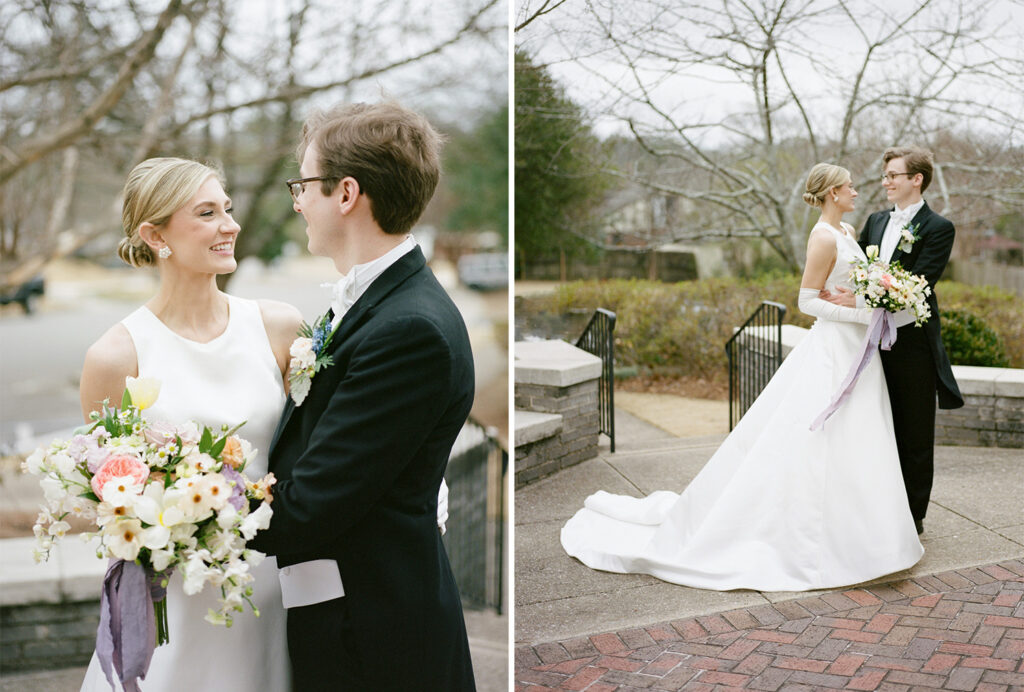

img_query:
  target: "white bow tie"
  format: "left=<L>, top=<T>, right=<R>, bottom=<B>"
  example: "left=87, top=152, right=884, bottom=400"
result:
left=323, top=274, right=357, bottom=317
left=890, top=209, right=913, bottom=226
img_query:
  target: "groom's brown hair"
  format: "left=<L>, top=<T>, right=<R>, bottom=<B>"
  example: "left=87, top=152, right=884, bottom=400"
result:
left=883, top=147, right=934, bottom=193
left=298, top=101, right=445, bottom=235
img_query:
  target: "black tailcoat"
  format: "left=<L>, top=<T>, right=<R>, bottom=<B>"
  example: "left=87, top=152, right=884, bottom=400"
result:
left=253, top=246, right=476, bottom=691
left=859, top=201, right=963, bottom=520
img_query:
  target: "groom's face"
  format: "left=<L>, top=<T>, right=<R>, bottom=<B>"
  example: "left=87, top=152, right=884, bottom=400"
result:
left=882, top=157, right=921, bottom=208
left=294, top=142, right=338, bottom=257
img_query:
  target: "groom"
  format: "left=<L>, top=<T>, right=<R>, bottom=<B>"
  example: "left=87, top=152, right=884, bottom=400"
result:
left=825, top=146, right=963, bottom=534
left=252, top=102, right=477, bottom=690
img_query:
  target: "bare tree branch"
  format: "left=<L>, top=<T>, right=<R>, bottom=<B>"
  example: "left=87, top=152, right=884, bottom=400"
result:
left=0, top=0, right=187, bottom=185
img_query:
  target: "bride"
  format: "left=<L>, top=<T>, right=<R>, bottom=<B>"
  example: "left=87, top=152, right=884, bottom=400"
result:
left=561, top=163, right=924, bottom=592
left=78, top=157, right=297, bottom=690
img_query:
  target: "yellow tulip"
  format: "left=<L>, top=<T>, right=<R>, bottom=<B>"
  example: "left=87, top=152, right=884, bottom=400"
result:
left=125, top=376, right=161, bottom=410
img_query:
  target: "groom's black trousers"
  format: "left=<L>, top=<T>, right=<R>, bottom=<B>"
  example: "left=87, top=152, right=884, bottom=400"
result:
left=879, top=326, right=937, bottom=522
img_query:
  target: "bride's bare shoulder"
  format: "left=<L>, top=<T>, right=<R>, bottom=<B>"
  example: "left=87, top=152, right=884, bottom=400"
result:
left=81, top=323, right=137, bottom=418
left=83, top=323, right=136, bottom=374
left=255, top=299, right=303, bottom=375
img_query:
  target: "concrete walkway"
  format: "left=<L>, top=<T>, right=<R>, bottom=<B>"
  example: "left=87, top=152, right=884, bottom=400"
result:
left=515, top=403, right=1024, bottom=687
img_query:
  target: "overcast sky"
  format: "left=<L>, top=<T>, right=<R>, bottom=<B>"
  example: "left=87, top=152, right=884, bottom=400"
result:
left=517, top=0, right=1024, bottom=146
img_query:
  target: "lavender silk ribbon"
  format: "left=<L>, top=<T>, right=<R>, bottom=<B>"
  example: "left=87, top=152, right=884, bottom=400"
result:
left=810, top=308, right=898, bottom=431
left=96, top=559, right=166, bottom=692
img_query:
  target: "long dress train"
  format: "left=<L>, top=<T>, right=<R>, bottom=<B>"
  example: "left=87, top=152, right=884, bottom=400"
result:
left=81, top=294, right=291, bottom=690
left=561, top=223, right=923, bottom=592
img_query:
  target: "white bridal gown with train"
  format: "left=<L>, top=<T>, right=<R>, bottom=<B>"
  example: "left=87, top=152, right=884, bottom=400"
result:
left=561, top=222, right=924, bottom=591
left=81, top=295, right=290, bottom=691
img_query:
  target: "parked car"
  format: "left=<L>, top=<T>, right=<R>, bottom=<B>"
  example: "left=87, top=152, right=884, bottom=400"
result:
left=0, top=276, right=45, bottom=314
left=457, top=252, right=508, bottom=290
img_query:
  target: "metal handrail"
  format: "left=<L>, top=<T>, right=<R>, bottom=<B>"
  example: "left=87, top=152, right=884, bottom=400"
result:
left=576, top=308, right=616, bottom=452
left=444, top=417, right=506, bottom=612
left=725, top=301, right=787, bottom=430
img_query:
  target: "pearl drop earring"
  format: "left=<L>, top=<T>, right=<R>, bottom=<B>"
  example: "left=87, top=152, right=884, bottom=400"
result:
left=158, top=246, right=172, bottom=259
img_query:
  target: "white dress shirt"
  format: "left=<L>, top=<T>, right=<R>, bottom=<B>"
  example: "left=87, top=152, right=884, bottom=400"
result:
left=880, top=200, right=924, bottom=263
left=326, top=234, right=418, bottom=328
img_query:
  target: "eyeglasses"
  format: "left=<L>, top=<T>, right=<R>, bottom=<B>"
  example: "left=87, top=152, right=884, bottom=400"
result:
left=285, top=176, right=334, bottom=201
left=880, top=172, right=913, bottom=182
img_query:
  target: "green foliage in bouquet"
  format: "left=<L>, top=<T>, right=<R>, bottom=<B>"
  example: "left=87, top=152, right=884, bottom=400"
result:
left=939, top=309, right=1010, bottom=368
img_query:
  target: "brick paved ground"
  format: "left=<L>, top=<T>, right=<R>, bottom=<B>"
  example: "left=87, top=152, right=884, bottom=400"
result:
left=516, top=559, right=1024, bottom=691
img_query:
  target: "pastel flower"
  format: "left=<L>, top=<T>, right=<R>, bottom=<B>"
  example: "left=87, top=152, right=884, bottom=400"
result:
left=176, top=421, right=202, bottom=446
left=96, top=501, right=133, bottom=526
left=91, top=454, right=149, bottom=500
left=134, top=484, right=187, bottom=549
left=106, top=518, right=144, bottom=561
left=201, top=473, right=231, bottom=511
left=289, top=337, right=315, bottom=368
left=181, top=550, right=215, bottom=595
left=240, top=502, right=273, bottom=540
left=144, top=420, right=178, bottom=447
left=220, top=436, right=245, bottom=470
left=100, top=476, right=145, bottom=508
left=150, top=547, right=178, bottom=572
left=47, top=520, right=71, bottom=538
left=125, top=376, right=161, bottom=410
left=22, top=448, right=46, bottom=474
left=40, top=475, right=66, bottom=504
left=219, top=465, right=247, bottom=511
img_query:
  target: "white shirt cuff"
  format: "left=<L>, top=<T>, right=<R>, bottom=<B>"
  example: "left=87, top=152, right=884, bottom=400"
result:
left=278, top=559, right=345, bottom=609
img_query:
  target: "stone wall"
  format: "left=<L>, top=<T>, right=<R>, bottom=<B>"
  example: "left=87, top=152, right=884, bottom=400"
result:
left=771, top=327, right=1024, bottom=449
left=514, top=341, right=602, bottom=488
left=934, top=365, right=1024, bottom=448
left=1, top=600, right=98, bottom=673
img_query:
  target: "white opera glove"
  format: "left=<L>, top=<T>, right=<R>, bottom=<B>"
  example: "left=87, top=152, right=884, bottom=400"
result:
left=798, top=288, right=873, bottom=325
left=437, top=478, right=449, bottom=536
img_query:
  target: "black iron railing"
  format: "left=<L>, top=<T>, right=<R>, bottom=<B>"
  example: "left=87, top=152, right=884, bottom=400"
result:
left=576, top=308, right=616, bottom=453
left=444, top=417, right=507, bottom=613
left=725, top=301, right=787, bottom=431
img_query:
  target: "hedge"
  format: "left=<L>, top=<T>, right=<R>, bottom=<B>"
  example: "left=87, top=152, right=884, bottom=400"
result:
left=518, top=277, right=1022, bottom=384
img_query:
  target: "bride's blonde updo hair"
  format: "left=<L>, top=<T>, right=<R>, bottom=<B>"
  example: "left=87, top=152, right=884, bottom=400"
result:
left=803, top=163, right=851, bottom=208
left=118, top=157, right=224, bottom=267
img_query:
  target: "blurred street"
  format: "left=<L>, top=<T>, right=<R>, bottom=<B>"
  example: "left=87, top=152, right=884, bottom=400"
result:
left=0, top=254, right=508, bottom=454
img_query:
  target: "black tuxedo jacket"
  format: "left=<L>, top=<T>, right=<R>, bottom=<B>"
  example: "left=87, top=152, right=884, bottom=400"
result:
left=253, top=246, right=476, bottom=689
left=858, top=201, right=963, bottom=409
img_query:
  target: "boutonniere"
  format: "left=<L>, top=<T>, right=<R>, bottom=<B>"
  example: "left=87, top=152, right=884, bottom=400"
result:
left=898, top=222, right=920, bottom=253
left=288, top=311, right=335, bottom=406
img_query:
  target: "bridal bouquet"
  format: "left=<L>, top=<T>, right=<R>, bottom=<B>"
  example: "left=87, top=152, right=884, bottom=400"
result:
left=849, top=244, right=931, bottom=326
left=811, top=247, right=932, bottom=431
left=23, top=377, right=275, bottom=690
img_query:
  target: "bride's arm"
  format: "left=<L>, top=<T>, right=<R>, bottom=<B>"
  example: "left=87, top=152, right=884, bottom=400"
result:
left=257, top=299, right=304, bottom=392
left=80, top=324, right=138, bottom=422
left=798, top=228, right=872, bottom=324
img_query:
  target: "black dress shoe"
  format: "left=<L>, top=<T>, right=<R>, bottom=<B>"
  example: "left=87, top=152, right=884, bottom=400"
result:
left=914, top=519, right=924, bottom=535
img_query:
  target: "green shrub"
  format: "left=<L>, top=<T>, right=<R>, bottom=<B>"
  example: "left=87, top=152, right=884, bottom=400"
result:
left=939, top=309, right=1010, bottom=367
left=518, top=278, right=1023, bottom=386
left=935, top=281, right=1023, bottom=368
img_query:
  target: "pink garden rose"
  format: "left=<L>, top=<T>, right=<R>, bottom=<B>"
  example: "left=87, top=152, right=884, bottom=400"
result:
left=91, top=454, right=150, bottom=500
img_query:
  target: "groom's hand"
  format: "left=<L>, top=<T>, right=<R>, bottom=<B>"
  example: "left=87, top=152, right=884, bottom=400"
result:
left=820, top=287, right=856, bottom=307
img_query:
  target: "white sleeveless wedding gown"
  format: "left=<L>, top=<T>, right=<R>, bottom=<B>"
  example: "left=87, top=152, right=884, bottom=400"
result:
left=561, top=223, right=924, bottom=591
left=81, top=294, right=290, bottom=691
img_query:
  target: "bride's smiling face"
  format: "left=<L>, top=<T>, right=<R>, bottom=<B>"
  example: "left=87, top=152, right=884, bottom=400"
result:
left=158, top=176, right=241, bottom=275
